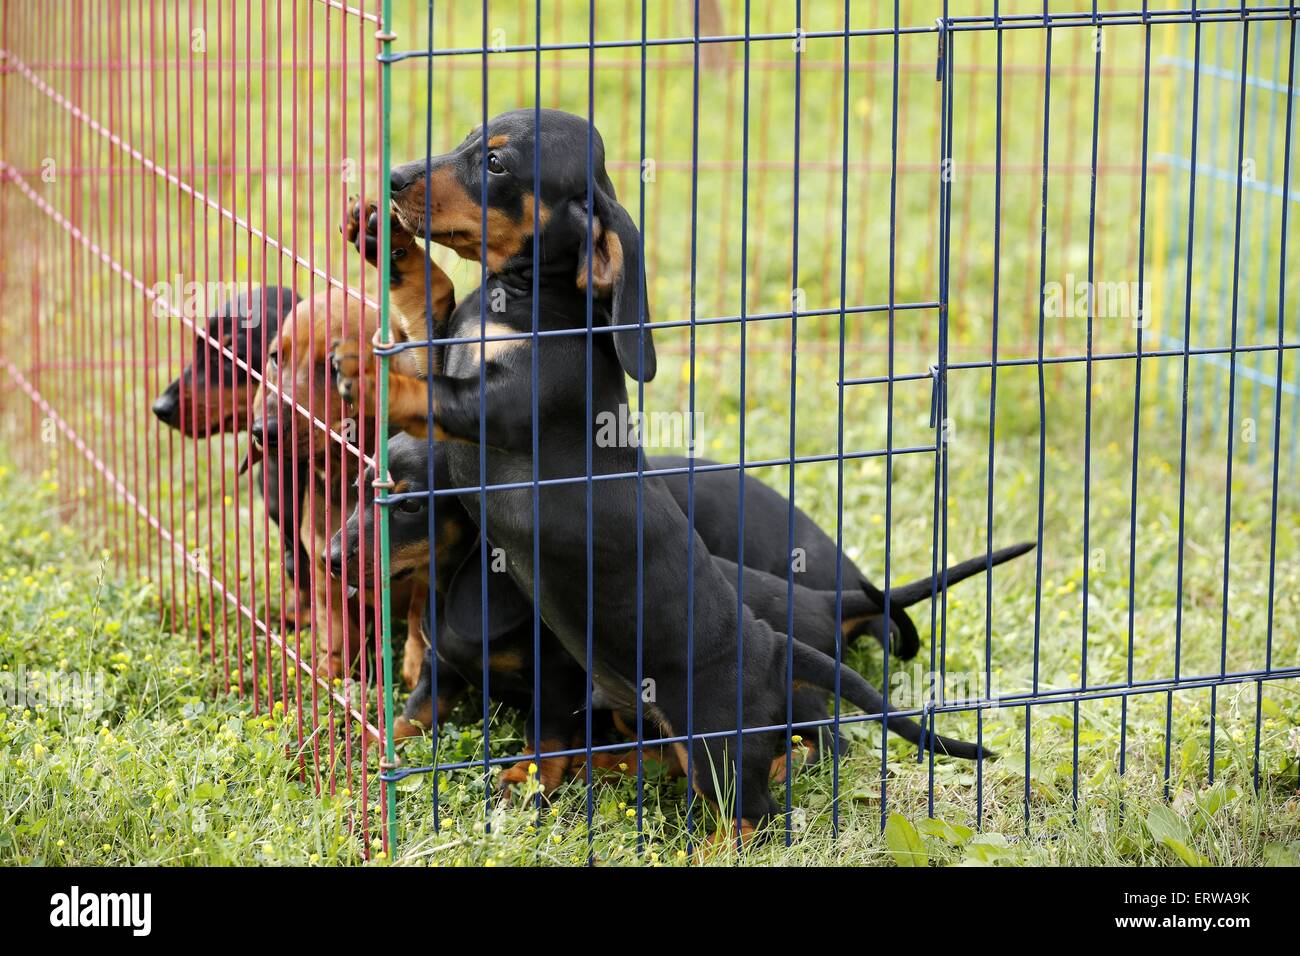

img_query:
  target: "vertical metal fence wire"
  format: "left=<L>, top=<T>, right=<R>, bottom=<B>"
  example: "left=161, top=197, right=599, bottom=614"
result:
left=1, top=0, right=392, bottom=858
left=785, top=0, right=805, bottom=843
left=4, top=0, right=1299, bottom=865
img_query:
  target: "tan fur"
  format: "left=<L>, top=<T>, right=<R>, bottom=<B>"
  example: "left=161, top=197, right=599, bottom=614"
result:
left=841, top=613, right=871, bottom=638
left=402, top=578, right=429, bottom=691
left=487, top=649, right=525, bottom=671
left=498, top=737, right=573, bottom=795
left=343, top=177, right=544, bottom=438
left=338, top=199, right=456, bottom=439
left=175, top=381, right=255, bottom=437
left=576, top=222, right=623, bottom=297
left=253, top=290, right=425, bottom=682
left=391, top=168, right=550, bottom=273
left=464, top=320, right=527, bottom=366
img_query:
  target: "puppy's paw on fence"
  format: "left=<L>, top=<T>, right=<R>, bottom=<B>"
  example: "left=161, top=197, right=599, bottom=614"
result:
left=342, top=196, right=414, bottom=270
left=329, top=339, right=366, bottom=407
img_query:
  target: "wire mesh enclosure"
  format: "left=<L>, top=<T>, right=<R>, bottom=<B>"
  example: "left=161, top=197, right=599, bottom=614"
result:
left=2, top=1, right=1298, bottom=864
left=1, top=0, right=393, bottom=855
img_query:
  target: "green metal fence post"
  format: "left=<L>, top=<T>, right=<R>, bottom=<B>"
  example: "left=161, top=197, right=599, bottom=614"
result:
left=377, top=0, right=398, bottom=855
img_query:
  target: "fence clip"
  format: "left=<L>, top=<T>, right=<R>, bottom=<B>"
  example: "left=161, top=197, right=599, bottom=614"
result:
left=927, top=363, right=943, bottom=429
left=371, top=474, right=395, bottom=493
left=374, top=29, right=397, bottom=43
left=934, top=18, right=946, bottom=81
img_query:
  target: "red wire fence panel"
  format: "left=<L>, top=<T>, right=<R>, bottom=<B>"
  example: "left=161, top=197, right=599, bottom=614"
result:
left=0, top=0, right=391, bottom=855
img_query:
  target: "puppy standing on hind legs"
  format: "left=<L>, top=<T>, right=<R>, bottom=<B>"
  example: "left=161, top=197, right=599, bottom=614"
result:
left=337, top=431, right=1035, bottom=798
left=343, top=110, right=991, bottom=841
left=150, top=286, right=310, bottom=594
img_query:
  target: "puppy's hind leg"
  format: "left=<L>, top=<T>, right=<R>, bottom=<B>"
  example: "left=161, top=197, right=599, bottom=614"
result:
left=394, top=648, right=467, bottom=740
left=498, top=648, right=587, bottom=798
left=652, top=684, right=779, bottom=847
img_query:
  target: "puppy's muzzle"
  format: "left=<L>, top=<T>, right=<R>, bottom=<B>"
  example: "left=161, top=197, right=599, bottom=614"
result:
left=152, top=383, right=181, bottom=428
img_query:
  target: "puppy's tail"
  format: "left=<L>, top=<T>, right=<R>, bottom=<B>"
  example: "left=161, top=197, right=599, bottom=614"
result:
left=884, top=541, right=1036, bottom=610
left=854, top=541, right=1036, bottom=660
left=790, top=640, right=990, bottom=761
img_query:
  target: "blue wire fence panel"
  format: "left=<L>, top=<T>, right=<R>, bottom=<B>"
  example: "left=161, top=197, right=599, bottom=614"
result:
left=374, top=1, right=1300, bottom=862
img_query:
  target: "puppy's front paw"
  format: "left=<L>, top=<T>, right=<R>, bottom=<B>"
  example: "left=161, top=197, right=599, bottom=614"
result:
left=330, top=338, right=364, bottom=406
left=342, top=196, right=414, bottom=270
left=497, top=754, right=570, bottom=800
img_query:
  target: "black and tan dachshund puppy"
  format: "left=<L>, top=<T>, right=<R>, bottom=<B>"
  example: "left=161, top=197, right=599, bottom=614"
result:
left=152, top=286, right=308, bottom=579
left=338, top=109, right=993, bottom=836
left=333, top=433, right=1032, bottom=793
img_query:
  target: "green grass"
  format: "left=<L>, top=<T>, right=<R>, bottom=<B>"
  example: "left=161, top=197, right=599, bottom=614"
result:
left=3, top=421, right=1297, bottom=866
left=3, top=0, right=1300, bottom=865
left=0, top=462, right=375, bottom=866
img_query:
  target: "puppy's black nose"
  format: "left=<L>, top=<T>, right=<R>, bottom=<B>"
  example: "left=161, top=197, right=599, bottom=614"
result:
left=250, top=418, right=278, bottom=448
left=152, top=390, right=179, bottom=426
left=390, top=165, right=416, bottom=194
left=326, top=545, right=346, bottom=578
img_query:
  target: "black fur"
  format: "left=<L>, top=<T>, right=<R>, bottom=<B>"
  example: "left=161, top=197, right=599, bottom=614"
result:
left=378, top=110, right=1005, bottom=829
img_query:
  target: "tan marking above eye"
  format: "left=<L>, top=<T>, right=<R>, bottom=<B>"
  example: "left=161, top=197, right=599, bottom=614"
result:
left=487, top=134, right=509, bottom=148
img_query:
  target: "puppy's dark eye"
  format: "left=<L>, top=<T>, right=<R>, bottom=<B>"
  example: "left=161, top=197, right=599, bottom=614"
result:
left=485, top=151, right=507, bottom=175
left=396, top=496, right=425, bottom=514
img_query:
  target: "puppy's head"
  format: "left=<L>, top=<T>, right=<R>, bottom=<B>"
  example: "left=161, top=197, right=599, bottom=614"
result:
left=151, top=286, right=298, bottom=436
left=247, top=291, right=377, bottom=471
left=389, top=108, right=655, bottom=382
left=327, top=433, right=472, bottom=589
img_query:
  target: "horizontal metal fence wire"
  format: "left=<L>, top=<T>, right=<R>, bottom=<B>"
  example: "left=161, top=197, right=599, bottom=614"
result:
left=2, top=0, right=1298, bottom=864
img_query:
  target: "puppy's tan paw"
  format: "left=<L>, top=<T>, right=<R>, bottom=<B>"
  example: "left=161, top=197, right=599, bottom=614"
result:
left=497, top=749, right=571, bottom=800
left=329, top=338, right=365, bottom=406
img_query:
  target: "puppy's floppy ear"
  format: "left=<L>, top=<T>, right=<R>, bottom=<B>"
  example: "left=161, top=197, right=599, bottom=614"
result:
left=577, top=186, right=656, bottom=383
left=444, top=540, right=533, bottom=642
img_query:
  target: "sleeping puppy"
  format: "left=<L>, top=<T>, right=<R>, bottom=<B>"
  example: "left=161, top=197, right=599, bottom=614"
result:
left=151, top=286, right=308, bottom=579
left=339, top=109, right=993, bottom=837
left=246, top=290, right=423, bottom=682
left=335, top=434, right=1030, bottom=792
